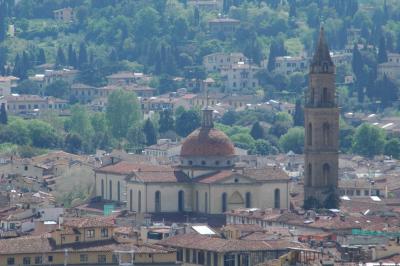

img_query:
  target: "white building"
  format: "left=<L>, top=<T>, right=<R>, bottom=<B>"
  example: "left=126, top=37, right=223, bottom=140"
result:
left=377, top=53, right=400, bottom=81
left=274, top=56, right=309, bottom=75
left=0, top=76, right=19, bottom=96
left=203, top=52, right=248, bottom=73
left=220, top=62, right=260, bottom=93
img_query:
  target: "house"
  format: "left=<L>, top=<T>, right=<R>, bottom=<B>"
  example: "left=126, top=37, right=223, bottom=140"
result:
left=274, top=56, right=309, bottom=75
left=5, top=94, right=67, bottom=115
left=0, top=76, right=19, bottom=96
left=203, top=52, right=248, bottom=73
left=143, top=139, right=182, bottom=159
left=141, top=97, right=175, bottom=113
left=43, top=69, right=78, bottom=86
left=53, top=7, right=75, bottom=23
left=377, top=53, right=400, bottom=82
left=106, top=72, right=150, bottom=86
left=338, top=178, right=387, bottom=198
left=220, top=62, right=260, bottom=93
left=208, top=18, right=240, bottom=38
left=28, top=74, right=45, bottom=91
left=70, top=83, right=96, bottom=104
left=0, top=216, right=179, bottom=266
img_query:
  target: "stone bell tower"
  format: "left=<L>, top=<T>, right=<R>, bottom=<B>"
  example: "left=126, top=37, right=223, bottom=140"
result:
left=304, top=27, right=339, bottom=206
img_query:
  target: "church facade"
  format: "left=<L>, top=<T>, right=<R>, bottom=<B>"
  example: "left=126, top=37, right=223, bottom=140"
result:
left=304, top=27, right=339, bottom=205
left=94, top=107, right=290, bottom=214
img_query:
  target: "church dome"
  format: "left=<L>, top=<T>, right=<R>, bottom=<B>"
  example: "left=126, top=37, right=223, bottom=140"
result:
left=181, top=127, right=235, bottom=157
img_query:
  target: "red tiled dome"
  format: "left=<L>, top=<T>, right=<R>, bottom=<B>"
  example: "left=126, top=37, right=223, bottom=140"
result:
left=181, top=128, right=235, bottom=157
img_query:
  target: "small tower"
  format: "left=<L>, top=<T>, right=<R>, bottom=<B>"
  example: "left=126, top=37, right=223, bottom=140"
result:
left=304, top=27, right=339, bottom=207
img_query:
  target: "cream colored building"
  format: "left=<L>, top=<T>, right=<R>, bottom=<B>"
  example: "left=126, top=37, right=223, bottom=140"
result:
left=53, top=7, right=75, bottom=23
left=203, top=52, right=247, bottom=73
left=94, top=107, right=289, bottom=214
left=220, top=63, right=260, bottom=93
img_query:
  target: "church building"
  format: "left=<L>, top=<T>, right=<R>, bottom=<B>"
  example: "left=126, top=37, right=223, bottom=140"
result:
left=94, top=106, right=290, bottom=214
left=304, top=27, right=339, bottom=205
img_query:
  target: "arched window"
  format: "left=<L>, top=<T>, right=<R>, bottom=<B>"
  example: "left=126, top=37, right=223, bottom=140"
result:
left=323, top=63, right=329, bottom=72
left=307, top=123, right=312, bottom=145
left=109, top=180, right=112, bottom=200
left=274, top=189, right=280, bottom=209
left=138, top=191, right=141, bottom=213
left=155, top=191, right=161, bottom=212
left=323, top=88, right=328, bottom=104
left=117, top=181, right=120, bottom=202
left=205, top=192, right=208, bottom=213
left=323, top=123, right=330, bottom=146
left=323, top=163, right=330, bottom=186
left=222, top=193, right=227, bottom=212
left=310, top=88, right=315, bottom=104
left=129, top=189, right=133, bottom=212
left=178, top=190, right=184, bottom=212
left=245, top=192, right=251, bottom=208
left=308, top=163, right=312, bottom=186
left=196, top=191, right=199, bottom=212
left=101, top=179, right=104, bottom=198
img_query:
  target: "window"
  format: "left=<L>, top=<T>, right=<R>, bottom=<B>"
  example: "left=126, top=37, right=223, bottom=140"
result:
left=192, top=250, right=197, bottom=263
left=109, top=180, right=112, bottom=200
left=323, top=123, right=330, bottom=146
left=364, top=190, right=369, bottom=196
left=86, top=229, right=95, bottom=238
left=35, top=256, right=42, bottom=264
left=274, top=189, right=280, bottom=209
left=224, top=254, right=235, bottom=266
left=155, top=191, right=161, bottom=212
left=80, top=254, right=88, bottom=262
left=98, top=255, right=107, bottom=263
left=215, top=161, right=220, bottom=165
left=101, top=179, right=104, bottom=198
left=307, top=123, right=312, bottom=145
left=23, top=257, right=31, bottom=265
left=207, top=251, right=212, bottom=266
left=138, top=190, right=142, bottom=213
left=24, top=166, right=28, bottom=171
left=245, top=192, right=251, bottom=208
left=7, top=257, right=15, bottom=265
left=177, top=248, right=183, bottom=261
left=178, top=190, right=184, bottom=212
left=75, top=236, right=79, bottom=242
left=198, top=251, right=205, bottom=264
left=101, top=228, right=108, bottom=237
left=322, top=88, right=328, bottom=104
left=48, top=256, right=53, bottom=262
left=130, top=189, right=133, bottom=212
left=222, top=192, right=227, bottom=212
left=188, top=160, right=193, bottom=165
left=201, top=160, right=206, bottom=166
left=186, top=249, right=190, bottom=263
left=214, top=253, right=218, bottom=266
left=117, top=181, right=120, bottom=202
left=205, top=192, right=208, bottom=213
left=307, top=163, right=312, bottom=186
left=112, top=255, right=118, bottom=263
left=356, top=190, right=361, bottom=196
left=323, top=163, right=330, bottom=186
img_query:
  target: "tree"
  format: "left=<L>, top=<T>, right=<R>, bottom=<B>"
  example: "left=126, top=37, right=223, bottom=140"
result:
left=64, top=133, right=83, bottom=154
left=0, top=103, right=7, bottom=125
left=27, top=120, right=59, bottom=148
left=323, top=186, right=340, bottom=209
left=221, top=110, right=237, bottom=126
left=14, top=79, right=40, bottom=95
left=251, top=139, right=272, bottom=155
left=78, top=42, right=88, bottom=69
left=293, top=99, right=304, bottom=126
left=44, top=80, right=70, bottom=99
left=279, top=127, right=304, bottom=154
left=0, top=119, right=31, bottom=145
left=67, top=44, right=77, bottom=68
left=378, top=36, right=388, bottom=63
left=37, top=48, right=46, bottom=65
left=175, top=109, right=200, bottom=137
left=384, top=138, right=400, bottom=159
left=352, top=123, right=386, bottom=158
left=106, top=89, right=141, bottom=139
left=55, top=47, right=66, bottom=68
left=250, top=122, right=264, bottom=140
left=127, top=122, right=146, bottom=150
left=68, top=105, right=94, bottom=152
left=159, top=109, right=174, bottom=134
left=143, top=119, right=157, bottom=146
left=269, top=112, right=293, bottom=137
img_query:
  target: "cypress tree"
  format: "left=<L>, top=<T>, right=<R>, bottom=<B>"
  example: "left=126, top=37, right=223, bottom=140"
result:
left=78, top=42, right=88, bottom=69
left=293, top=99, right=304, bottom=127
left=143, top=119, right=157, bottom=146
left=250, top=122, right=264, bottom=140
left=378, top=36, right=388, bottom=63
left=67, top=44, right=77, bottom=68
left=37, top=48, right=46, bottom=65
left=55, top=47, right=66, bottom=68
left=0, top=103, right=8, bottom=125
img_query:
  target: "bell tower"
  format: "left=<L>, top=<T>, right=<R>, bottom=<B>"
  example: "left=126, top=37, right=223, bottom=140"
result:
left=304, top=27, right=339, bottom=206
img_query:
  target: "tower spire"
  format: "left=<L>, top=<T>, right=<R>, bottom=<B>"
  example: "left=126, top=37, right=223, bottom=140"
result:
left=310, top=27, right=334, bottom=74
left=201, top=85, right=214, bottom=129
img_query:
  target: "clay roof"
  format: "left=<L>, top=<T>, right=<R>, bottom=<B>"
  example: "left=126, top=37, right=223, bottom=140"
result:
left=181, top=127, right=235, bottom=157
left=159, top=233, right=305, bottom=252
left=134, top=170, right=191, bottom=183
left=0, top=235, right=53, bottom=254
left=243, top=167, right=290, bottom=181
left=63, top=216, right=115, bottom=228
left=96, top=161, right=171, bottom=175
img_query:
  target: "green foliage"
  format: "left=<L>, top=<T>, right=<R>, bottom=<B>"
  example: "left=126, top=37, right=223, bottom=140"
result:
left=251, top=139, right=272, bottom=156
left=27, top=119, right=60, bottom=148
left=279, top=126, right=304, bottom=154
left=44, top=80, right=71, bottom=99
left=143, top=118, right=157, bottom=146
left=127, top=122, right=145, bottom=150
left=64, top=133, right=82, bottom=154
left=352, top=123, right=386, bottom=158
left=159, top=109, right=174, bottom=134
left=250, top=121, right=264, bottom=140
left=221, top=110, right=237, bottom=126
left=175, top=109, right=200, bottom=137
left=68, top=105, right=94, bottom=152
left=384, top=138, right=400, bottom=159
left=0, top=103, right=7, bottom=125
left=106, top=89, right=141, bottom=139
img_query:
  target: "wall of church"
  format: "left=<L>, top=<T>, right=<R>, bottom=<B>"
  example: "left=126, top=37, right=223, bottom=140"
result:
left=95, top=172, right=127, bottom=203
